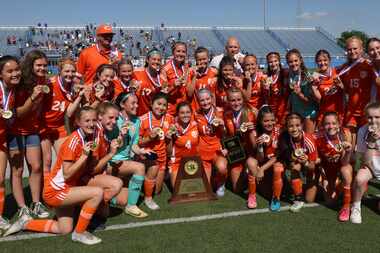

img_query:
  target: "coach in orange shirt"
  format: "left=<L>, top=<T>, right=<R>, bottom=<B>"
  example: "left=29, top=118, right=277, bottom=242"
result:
left=77, top=24, right=122, bottom=85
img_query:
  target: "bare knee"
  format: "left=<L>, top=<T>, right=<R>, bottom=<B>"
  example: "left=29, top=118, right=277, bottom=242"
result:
left=135, top=163, right=145, bottom=176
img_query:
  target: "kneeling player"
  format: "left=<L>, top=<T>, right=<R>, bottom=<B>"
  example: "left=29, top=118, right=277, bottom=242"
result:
left=350, top=102, right=380, bottom=223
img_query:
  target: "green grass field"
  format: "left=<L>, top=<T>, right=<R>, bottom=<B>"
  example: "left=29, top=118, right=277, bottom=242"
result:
left=1, top=180, right=380, bottom=253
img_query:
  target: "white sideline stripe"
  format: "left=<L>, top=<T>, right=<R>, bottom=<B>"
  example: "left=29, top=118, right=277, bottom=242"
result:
left=0, top=203, right=319, bottom=242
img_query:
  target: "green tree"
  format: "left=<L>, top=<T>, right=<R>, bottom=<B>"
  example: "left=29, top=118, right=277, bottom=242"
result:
left=337, top=30, right=369, bottom=49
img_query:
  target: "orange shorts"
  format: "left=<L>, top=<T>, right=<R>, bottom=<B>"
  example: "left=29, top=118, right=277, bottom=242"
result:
left=43, top=184, right=70, bottom=208
left=40, top=125, right=68, bottom=141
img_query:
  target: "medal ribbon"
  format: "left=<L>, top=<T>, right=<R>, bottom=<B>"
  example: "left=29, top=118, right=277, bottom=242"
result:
left=0, top=80, right=12, bottom=111
left=145, top=69, right=161, bottom=88
left=148, top=111, right=165, bottom=131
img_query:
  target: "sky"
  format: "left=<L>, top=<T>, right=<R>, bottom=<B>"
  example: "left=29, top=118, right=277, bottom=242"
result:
left=0, top=0, right=379, bottom=37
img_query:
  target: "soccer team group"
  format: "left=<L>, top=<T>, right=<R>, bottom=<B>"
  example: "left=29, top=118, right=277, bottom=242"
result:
left=0, top=24, right=380, bottom=245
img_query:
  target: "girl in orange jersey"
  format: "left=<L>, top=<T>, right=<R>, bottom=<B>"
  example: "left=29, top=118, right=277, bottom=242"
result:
left=277, top=113, right=318, bottom=212
left=285, top=49, right=319, bottom=133
left=161, top=42, right=189, bottom=115
left=316, top=112, right=353, bottom=221
left=254, top=106, right=284, bottom=212
left=242, top=54, right=266, bottom=110
left=89, top=64, right=116, bottom=108
left=215, top=56, right=244, bottom=108
left=0, top=56, right=21, bottom=230
left=139, top=92, right=174, bottom=209
left=167, top=102, right=199, bottom=186
left=134, top=49, right=167, bottom=116
left=312, top=50, right=345, bottom=125
left=40, top=58, right=85, bottom=179
left=187, top=47, right=218, bottom=112
left=223, top=88, right=258, bottom=208
left=8, top=50, right=50, bottom=220
left=265, top=52, right=288, bottom=126
left=195, top=89, right=228, bottom=194
left=4, top=107, right=122, bottom=245
left=114, top=59, right=139, bottom=99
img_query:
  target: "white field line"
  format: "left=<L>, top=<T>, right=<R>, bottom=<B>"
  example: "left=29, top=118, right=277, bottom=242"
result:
left=0, top=203, right=319, bottom=242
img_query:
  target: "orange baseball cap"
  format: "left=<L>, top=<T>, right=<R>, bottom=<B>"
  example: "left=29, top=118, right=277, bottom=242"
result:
left=96, top=24, right=115, bottom=35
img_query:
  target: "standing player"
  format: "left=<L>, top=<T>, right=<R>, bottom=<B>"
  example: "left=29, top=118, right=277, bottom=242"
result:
left=350, top=102, right=380, bottom=223
left=195, top=89, right=228, bottom=189
left=316, top=112, right=353, bottom=221
left=161, top=42, right=189, bottom=115
left=243, top=54, right=266, bottom=110
left=134, top=49, right=166, bottom=116
left=313, top=50, right=345, bottom=125
left=223, top=88, right=258, bottom=208
left=89, top=64, right=116, bottom=108
left=265, top=52, right=288, bottom=126
left=187, top=47, right=218, bottom=112
left=277, top=113, right=318, bottom=212
left=114, top=59, right=138, bottom=99
left=40, top=58, right=84, bottom=178
left=254, top=106, right=284, bottom=211
left=0, top=56, right=21, bottom=230
left=77, top=24, right=122, bottom=84
left=139, top=93, right=174, bottom=209
left=285, top=49, right=319, bottom=133
left=8, top=50, right=50, bottom=220
left=338, top=36, right=376, bottom=147
left=366, top=37, right=380, bottom=101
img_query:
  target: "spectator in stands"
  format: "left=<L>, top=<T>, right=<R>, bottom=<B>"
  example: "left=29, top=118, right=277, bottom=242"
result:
left=210, top=36, right=245, bottom=74
left=77, top=24, right=122, bottom=84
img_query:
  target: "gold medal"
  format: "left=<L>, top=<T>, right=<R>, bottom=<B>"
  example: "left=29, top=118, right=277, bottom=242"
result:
left=2, top=110, right=13, bottom=119
left=155, top=127, right=165, bottom=140
left=240, top=123, right=248, bottom=133
left=212, top=119, right=219, bottom=127
left=94, top=83, right=105, bottom=93
left=262, top=134, right=271, bottom=143
left=42, top=85, right=50, bottom=93
left=294, top=148, right=304, bottom=157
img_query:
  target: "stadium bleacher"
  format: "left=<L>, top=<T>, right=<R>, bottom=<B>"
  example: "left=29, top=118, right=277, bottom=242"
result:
left=0, top=25, right=346, bottom=70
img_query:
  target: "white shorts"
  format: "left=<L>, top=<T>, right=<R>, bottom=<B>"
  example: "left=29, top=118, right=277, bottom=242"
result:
left=364, top=149, right=380, bottom=180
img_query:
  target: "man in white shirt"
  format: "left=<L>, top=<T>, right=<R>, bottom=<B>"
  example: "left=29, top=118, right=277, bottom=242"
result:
left=350, top=102, right=380, bottom=224
left=210, top=36, right=245, bottom=74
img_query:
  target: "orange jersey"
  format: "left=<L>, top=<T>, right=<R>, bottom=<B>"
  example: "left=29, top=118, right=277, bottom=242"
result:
left=195, top=107, right=224, bottom=161
left=161, top=60, right=189, bottom=115
left=46, top=128, right=107, bottom=191
left=11, top=85, right=51, bottom=135
left=77, top=45, right=122, bottom=85
left=188, top=68, right=217, bottom=111
left=139, top=112, right=174, bottom=163
left=316, top=128, right=349, bottom=164
left=245, top=72, right=266, bottom=109
left=169, top=121, right=199, bottom=166
left=215, top=79, right=243, bottom=109
left=339, top=60, right=376, bottom=117
left=266, top=72, right=288, bottom=124
left=224, top=108, right=257, bottom=137
left=290, top=132, right=318, bottom=162
left=42, top=76, right=72, bottom=130
left=257, top=126, right=281, bottom=161
left=113, top=79, right=133, bottom=100
left=133, top=68, right=165, bottom=116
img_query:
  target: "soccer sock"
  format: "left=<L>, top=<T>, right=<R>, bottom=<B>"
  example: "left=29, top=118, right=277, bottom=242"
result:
left=75, top=203, right=97, bottom=233
left=144, top=178, right=156, bottom=199
left=291, top=178, right=303, bottom=197
left=25, top=219, right=57, bottom=233
left=248, top=174, right=256, bottom=195
left=352, top=201, right=361, bottom=209
left=272, top=164, right=284, bottom=199
left=343, top=186, right=351, bottom=208
left=0, top=187, right=4, bottom=216
left=127, top=175, right=144, bottom=206
left=215, top=171, right=227, bottom=188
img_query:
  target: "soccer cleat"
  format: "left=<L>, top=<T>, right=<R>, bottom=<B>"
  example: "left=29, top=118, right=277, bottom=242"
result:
left=350, top=206, right=362, bottom=224
left=124, top=205, right=148, bottom=218
left=31, top=202, right=50, bottom=218
left=2, top=211, right=32, bottom=237
left=290, top=201, right=304, bottom=213
left=270, top=198, right=281, bottom=212
left=338, top=207, right=350, bottom=222
left=247, top=194, right=257, bottom=209
left=216, top=184, right=226, bottom=197
left=71, top=231, right=102, bottom=245
left=144, top=198, right=160, bottom=210
left=0, top=216, right=11, bottom=231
